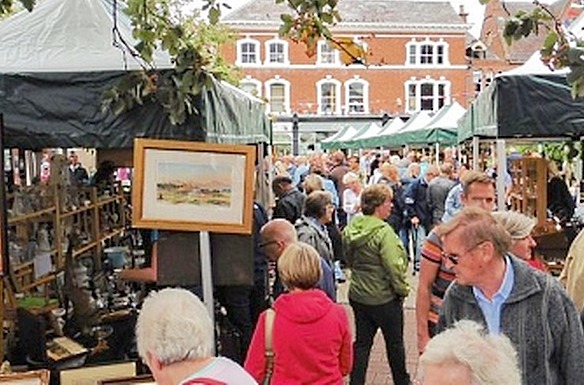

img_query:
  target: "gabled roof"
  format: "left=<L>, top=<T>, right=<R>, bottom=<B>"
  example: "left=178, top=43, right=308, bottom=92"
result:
left=224, top=0, right=466, bottom=30
left=481, top=0, right=571, bottom=64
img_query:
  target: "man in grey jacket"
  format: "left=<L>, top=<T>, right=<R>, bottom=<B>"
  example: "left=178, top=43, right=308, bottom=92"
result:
left=436, top=207, right=584, bottom=385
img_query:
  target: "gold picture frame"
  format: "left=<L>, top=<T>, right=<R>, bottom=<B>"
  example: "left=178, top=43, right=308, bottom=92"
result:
left=98, top=374, right=155, bottom=385
left=59, top=361, right=136, bottom=385
left=132, top=139, right=256, bottom=234
left=0, top=370, right=50, bottom=385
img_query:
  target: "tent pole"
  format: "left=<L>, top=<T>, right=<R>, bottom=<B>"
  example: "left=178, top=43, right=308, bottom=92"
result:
left=199, top=231, right=214, bottom=352
left=496, top=139, right=507, bottom=211
left=472, top=136, right=480, bottom=171
left=435, top=143, right=440, bottom=164
left=0, top=114, right=7, bottom=362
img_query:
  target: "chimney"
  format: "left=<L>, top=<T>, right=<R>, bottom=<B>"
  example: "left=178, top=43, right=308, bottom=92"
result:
left=459, top=4, right=469, bottom=23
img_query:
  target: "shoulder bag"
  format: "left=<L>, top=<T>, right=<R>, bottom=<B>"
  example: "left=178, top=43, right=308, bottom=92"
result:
left=262, top=308, right=276, bottom=385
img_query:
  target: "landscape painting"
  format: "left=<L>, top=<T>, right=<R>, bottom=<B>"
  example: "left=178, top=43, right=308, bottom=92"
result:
left=132, top=139, right=256, bottom=234
left=156, top=162, right=233, bottom=208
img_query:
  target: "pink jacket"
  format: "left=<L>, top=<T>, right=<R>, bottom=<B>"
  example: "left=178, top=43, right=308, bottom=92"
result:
left=244, top=289, right=352, bottom=384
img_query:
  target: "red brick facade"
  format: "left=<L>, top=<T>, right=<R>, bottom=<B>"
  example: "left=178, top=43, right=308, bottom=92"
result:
left=221, top=1, right=472, bottom=118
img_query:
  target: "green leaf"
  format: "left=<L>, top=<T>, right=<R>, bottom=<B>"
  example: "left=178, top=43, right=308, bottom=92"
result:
left=542, top=31, right=558, bottom=52
left=321, top=12, right=333, bottom=24
left=209, top=7, right=220, bottom=24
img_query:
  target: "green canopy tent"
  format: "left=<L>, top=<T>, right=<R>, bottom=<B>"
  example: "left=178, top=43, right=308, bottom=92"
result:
left=390, top=102, right=466, bottom=147
left=370, top=111, right=432, bottom=148
left=360, top=117, right=405, bottom=148
left=336, top=122, right=382, bottom=149
left=321, top=125, right=359, bottom=150
left=457, top=62, right=584, bottom=143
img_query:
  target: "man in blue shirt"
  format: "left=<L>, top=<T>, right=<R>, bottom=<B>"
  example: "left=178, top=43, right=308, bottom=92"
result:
left=436, top=207, right=584, bottom=385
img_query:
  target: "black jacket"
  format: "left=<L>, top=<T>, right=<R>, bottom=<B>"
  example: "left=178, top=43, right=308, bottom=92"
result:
left=404, top=177, right=431, bottom=230
left=273, top=188, right=305, bottom=223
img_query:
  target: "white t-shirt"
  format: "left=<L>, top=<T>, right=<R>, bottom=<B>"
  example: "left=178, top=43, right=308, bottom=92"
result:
left=179, top=357, right=258, bottom=385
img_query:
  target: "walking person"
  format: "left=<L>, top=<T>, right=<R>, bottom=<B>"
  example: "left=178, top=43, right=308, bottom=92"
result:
left=437, top=207, right=584, bottom=385
left=245, top=242, right=352, bottom=384
left=295, top=191, right=337, bottom=301
left=416, top=171, right=496, bottom=353
left=404, top=165, right=438, bottom=273
left=342, top=184, right=410, bottom=385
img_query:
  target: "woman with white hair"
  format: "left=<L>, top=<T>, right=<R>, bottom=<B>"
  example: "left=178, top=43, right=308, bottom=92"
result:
left=492, top=211, right=547, bottom=272
left=343, top=171, right=363, bottom=224
left=418, top=320, right=521, bottom=385
left=136, top=288, right=257, bottom=385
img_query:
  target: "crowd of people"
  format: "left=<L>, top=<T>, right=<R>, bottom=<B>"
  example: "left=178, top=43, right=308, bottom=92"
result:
left=133, top=148, right=584, bottom=385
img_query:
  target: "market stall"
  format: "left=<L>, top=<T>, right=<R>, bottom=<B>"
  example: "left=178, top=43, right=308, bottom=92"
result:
left=0, top=0, right=270, bottom=376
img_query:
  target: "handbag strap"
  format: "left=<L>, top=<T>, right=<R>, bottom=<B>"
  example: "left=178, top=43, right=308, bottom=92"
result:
left=264, top=308, right=276, bottom=376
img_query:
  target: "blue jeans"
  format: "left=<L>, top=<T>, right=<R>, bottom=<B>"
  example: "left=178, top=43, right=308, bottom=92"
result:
left=349, top=298, right=410, bottom=385
left=411, top=225, right=427, bottom=271
left=399, top=227, right=410, bottom=260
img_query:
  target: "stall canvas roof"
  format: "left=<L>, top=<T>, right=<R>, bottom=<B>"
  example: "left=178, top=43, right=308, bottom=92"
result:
left=341, top=122, right=383, bottom=149
left=321, top=125, right=359, bottom=149
left=0, top=0, right=269, bottom=148
left=372, top=111, right=432, bottom=148
left=362, top=117, right=405, bottom=148
left=457, top=11, right=584, bottom=143
left=457, top=73, right=584, bottom=142
left=390, top=102, right=465, bottom=147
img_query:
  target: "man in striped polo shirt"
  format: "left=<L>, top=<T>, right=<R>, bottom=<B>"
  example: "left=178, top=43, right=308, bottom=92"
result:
left=416, top=171, right=496, bottom=353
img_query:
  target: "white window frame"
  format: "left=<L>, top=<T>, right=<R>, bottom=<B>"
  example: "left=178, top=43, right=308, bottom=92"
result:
left=265, top=77, right=291, bottom=114
left=264, top=38, right=289, bottom=65
left=239, top=76, right=262, bottom=97
left=316, top=40, right=340, bottom=66
left=316, top=77, right=342, bottom=114
left=236, top=38, right=260, bottom=66
left=344, top=78, right=369, bottom=114
left=404, top=77, right=451, bottom=113
left=405, top=39, right=450, bottom=66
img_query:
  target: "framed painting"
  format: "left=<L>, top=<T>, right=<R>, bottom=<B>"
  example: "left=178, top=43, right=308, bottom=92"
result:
left=132, top=139, right=256, bottom=234
left=0, top=370, right=50, bottom=385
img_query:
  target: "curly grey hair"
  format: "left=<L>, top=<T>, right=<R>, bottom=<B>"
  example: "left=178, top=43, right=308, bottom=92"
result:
left=420, top=320, right=521, bottom=385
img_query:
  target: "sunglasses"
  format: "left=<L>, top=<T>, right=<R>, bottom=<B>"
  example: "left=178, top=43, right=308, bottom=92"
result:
left=442, top=241, right=485, bottom=265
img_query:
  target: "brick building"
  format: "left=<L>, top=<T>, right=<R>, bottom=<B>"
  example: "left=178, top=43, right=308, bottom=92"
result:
left=221, top=0, right=472, bottom=150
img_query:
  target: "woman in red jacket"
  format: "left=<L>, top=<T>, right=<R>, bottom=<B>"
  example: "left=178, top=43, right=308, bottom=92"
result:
left=244, top=242, right=353, bottom=384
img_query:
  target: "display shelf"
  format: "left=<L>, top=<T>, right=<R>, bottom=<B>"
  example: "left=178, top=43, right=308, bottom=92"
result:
left=7, top=207, right=56, bottom=224
left=7, top=184, right=127, bottom=294
left=509, top=157, right=547, bottom=226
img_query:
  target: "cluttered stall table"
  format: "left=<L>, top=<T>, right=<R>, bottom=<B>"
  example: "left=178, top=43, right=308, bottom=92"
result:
left=2, top=156, right=149, bottom=383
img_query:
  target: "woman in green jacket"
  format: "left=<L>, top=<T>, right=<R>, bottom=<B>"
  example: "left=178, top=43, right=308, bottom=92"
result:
left=342, top=184, right=410, bottom=385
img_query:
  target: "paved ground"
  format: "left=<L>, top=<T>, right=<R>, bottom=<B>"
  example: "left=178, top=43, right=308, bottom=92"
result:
left=338, top=265, right=420, bottom=385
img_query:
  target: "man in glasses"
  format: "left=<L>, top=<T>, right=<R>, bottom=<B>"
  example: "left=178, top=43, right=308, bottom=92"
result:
left=260, top=219, right=334, bottom=301
left=436, top=207, right=584, bottom=385
left=416, top=171, right=496, bottom=353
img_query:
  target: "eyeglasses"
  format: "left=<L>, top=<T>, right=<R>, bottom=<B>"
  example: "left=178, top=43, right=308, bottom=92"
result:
left=442, top=241, right=485, bottom=265
left=259, top=240, right=278, bottom=249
